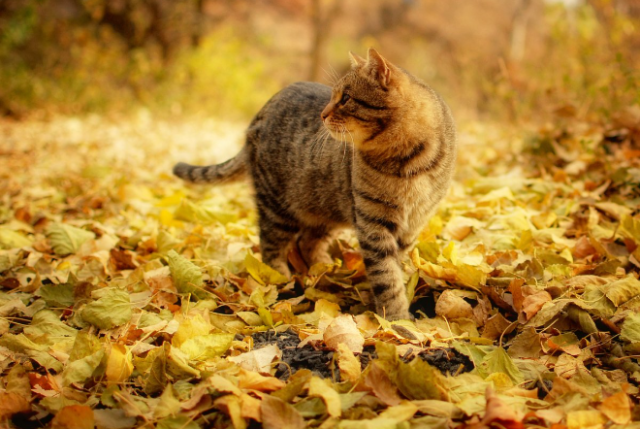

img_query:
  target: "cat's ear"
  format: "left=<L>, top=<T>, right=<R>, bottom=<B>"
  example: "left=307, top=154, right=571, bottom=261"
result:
left=349, top=51, right=366, bottom=68
left=366, top=48, right=392, bottom=88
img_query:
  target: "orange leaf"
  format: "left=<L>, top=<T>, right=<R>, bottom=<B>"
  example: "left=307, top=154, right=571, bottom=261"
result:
left=51, top=405, right=95, bottom=429
left=0, top=392, right=30, bottom=420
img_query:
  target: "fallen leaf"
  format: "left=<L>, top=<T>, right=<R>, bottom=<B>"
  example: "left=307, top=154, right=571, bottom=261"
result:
left=81, top=287, right=132, bottom=329
left=229, top=344, right=282, bottom=374
left=46, top=223, right=95, bottom=256
left=261, top=394, right=305, bottom=429
left=308, top=376, right=342, bottom=417
left=105, top=344, right=134, bottom=385
left=51, top=405, right=95, bottom=429
left=0, top=391, right=30, bottom=420
left=324, top=314, right=364, bottom=354
left=598, top=390, right=631, bottom=424
left=336, top=343, right=361, bottom=384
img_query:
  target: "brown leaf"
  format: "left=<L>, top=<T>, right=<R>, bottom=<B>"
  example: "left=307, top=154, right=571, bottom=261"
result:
left=260, top=394, right=305, bottom=429
left=323, top=314, right=364, bottom=354
left=109, top=248, right=137, bottom=271
left=508, top=278, right=525, bottom=312
left=364, top=361, right=402, bottom=406
left=435, top=290, right=474, bottom=319
left=521, top=290, right=552, bottom=321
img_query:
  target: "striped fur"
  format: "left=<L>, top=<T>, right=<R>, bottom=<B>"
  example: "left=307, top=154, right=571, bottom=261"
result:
left=173, top=49, right=457, bottom=320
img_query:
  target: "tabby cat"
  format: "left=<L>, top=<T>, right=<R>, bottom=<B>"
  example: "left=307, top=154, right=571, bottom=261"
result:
left=174, top=49, right=456, bottom=320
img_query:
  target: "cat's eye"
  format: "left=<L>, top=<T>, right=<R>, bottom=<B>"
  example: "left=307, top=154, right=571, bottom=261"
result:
left=339, top=93, right=350, bottom=105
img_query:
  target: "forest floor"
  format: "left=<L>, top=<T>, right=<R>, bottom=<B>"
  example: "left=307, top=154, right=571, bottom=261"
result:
left=1, top=111, right=640, bottom=429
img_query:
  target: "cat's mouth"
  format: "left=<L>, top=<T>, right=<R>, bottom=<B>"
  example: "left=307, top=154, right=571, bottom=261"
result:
left=324, top=121, right=353, bottom=142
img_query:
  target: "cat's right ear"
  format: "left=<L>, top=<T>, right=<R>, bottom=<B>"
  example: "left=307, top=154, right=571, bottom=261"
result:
left=349, top=51, right=366, bottom=68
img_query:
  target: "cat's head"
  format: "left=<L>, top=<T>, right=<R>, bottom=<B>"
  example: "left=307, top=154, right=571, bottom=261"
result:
left=321, top=48, right=408, bottom=149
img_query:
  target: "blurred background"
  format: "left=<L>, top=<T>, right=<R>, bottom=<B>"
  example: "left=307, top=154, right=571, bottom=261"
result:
left=0, top=0, right=638, bottom=123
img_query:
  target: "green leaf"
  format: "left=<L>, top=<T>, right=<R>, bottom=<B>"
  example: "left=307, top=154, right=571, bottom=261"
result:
left=167, top=250, right=204, bottom=295
left=165, top=343, right=200, bottom=379
left=174, top=199, right=235, bottom=225
left=395, top=358, right=443, bottom=400
left=178, top=333, right=234, bottom=361
left=154, top=385, right=182, bottom=419
left=69, top=332, right=102, bottom=362
left=23, top=310, right=78, bottom=340
left=604, top=275, right=640, bottom=307
left=621, top=313, right=640, bottom=344
left=0, top=227, right=32, bottom=250
left=63, top=349, right=105, bottom=386
left=46, top=223, right=95, bottom=256
left=477, top=346, right=524, bottom=385
left=245, top=253, right=288, bottom=285
left=39, top=283, right=75, bottom=307
left=81, top=288, right=132, bottom=329
left=156, top=415, right=201, bottom=429
left=141, top=348, right=169, bottom=396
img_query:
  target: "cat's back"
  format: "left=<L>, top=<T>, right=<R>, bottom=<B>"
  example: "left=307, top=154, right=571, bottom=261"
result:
left=248, top=82, right=331, bottom=137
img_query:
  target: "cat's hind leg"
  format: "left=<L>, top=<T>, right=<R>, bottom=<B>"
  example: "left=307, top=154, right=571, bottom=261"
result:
left=297, top=226, right=336, bottom=267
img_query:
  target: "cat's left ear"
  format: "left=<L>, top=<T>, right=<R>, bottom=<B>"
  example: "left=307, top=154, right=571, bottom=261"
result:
left=349, top=51, right=366, bottom=68
left=366, top=48, right=392, bottom=88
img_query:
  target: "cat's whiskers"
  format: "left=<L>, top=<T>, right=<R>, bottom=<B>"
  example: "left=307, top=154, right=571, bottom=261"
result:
left=311, top=127, right=331, bottom=156
left=322, top=65, right=340, bottom=85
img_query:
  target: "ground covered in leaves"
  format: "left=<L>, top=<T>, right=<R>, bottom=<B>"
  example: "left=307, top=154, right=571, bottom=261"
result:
left=1, top=109, right=640, bottom=428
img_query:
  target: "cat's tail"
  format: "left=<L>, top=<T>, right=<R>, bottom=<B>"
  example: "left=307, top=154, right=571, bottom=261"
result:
left=173, top=149, right=248, bottom=184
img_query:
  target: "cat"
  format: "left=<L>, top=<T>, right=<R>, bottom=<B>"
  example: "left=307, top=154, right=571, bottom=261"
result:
left=173, top=48, right=456, bottom=320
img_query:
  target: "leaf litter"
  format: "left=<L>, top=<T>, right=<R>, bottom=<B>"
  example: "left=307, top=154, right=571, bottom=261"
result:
left=1, top=113, right=640, bottom=428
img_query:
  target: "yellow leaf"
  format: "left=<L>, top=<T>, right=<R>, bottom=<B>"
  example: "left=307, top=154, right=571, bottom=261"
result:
left=214, top=395, right=247, bottom=429
left=336, top=343, right=361, bottom=384
left=566, top=409, right=606, bottom=429
left=237, top=368, right=285, bottom=392
left=308, top=376, right=341, bottom=417
left=155, top=191, right=186, bottom=207
left=245, top=253, right=288, bottom=285
left=172, top=314, right=213, bottom=348
left=105, top=344, right=133, bottom=385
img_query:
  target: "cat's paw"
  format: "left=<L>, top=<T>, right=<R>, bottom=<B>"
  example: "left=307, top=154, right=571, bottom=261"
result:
left=380, top=308, right=414, bottom=322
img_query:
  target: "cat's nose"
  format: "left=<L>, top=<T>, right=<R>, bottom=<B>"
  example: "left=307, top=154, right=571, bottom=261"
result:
left=320, top=106, right=331, bottom=121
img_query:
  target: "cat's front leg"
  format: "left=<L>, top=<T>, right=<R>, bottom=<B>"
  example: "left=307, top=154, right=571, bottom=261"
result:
left=356, top=222, right=411, bottom=320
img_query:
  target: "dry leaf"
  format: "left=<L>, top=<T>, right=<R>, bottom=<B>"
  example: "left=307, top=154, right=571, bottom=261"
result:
left=261, top=394, right=305, bottom=429
left=51, top=405, right=95, bottom=429
left=336, top=342, right=362, bottom=384
left=598, top=391, right=631, bottom=425
left=435, top=290, right=474, bottom=319
left=229, top=344, right=282, bottom=374
left=0, top=392, right=30, bottom=420
left=364, top=362, right=402, bottom=406
left=323, top=314, right=364, bottom=354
